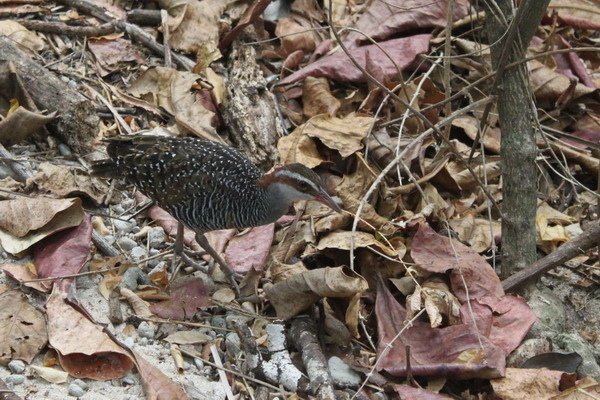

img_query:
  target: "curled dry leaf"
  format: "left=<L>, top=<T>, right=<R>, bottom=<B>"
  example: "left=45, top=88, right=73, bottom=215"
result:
left=490, top=368, right=569, bottom=400
left=119, top=287, right=154, bottom=318
left=27, top=162, right=112, bottom=205
left=302, top=77, right=341, bottom=117
left=547, top=0, right=600, bottom=30
left=536, top=202, right=576, bottom=251
left=130, top=349, right=190, bottom=400
left=265, top=266, right=368, bottom=319
left=0, top=102, right=55, bottom=146
left=0, top=290, right=48, bottom=364
left=46, top=289, right=135, bottom=380
left=317, top=230, right=399, bottom=257
left=0, top=197, right=84, bottom=255
left=277, top=123, right=324, bottom=167
left=529, top=59, right=596, bottom=106
left=406, top=278, right=462, bottom=328
left=29, top=365, right=69, bottom=384
left=0, top=262, right=46, bottom=292
left=449, top=215, right=501, bottom=253
left=275, top=16, right=319, bottom=56
left=303, top=114, right=373, bottom=157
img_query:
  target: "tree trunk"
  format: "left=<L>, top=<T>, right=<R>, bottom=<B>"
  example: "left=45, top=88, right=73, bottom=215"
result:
left=482, top=0, right=550, bottom=278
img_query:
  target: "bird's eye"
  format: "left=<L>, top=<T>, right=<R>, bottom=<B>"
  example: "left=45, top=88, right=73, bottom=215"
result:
left=298, top=181, right=309, bottom=191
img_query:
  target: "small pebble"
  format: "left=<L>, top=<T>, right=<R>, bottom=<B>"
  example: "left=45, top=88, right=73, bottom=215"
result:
left=137, top=321, right=156, bottom=339
left=68, top=382, right=85, bottom=398
left=117, top=237, right=137, bottom=252
left=113, top=219, right=135, bottom=234
left=130, top=246, right=147, bottom=262
left=71, top=379, right=88, bottom=391
left=120, top=267, right=143, bottom=291
left=121, top=197, right=134, bottom=209
left=122, top=337, right=135, bottom=348
left=194, top=358, right=204, bottom=370
left=225, top=314, right=251, bottom=329
left=5, top=374, right=25, bottom=385
left=8, top=360, right=26, bottom=374
left=225, top=332, right=241, bottom=358
left=211, top=316, right=226, bottom=330
left=121, top=375, right=137, bottom=386
left=103, top=235, right=116, bottom=245
left=112, top=204, right=125, bottom=215
left=138, top=337, right=149, bottom=345
left=147, top=227, right=167, bottom=248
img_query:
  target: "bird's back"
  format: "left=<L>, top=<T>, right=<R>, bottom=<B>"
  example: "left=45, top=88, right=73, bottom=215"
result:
left=93, top=135, right=266, bottom=231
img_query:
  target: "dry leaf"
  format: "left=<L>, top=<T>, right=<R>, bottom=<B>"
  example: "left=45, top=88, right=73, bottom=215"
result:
left=30, top=365, right=69, bottom=384
left=150, top=278, right=211, bottom=320
left=265, top=266, right=368, bottom=319
left=46, top=289, right=135, bottom=380
left=304, top=114, right=374, bottom=157
left=0, top=290, right=47, bottom=364
left=0, top=197, right=84, bottom=255
left=302, top=77, right=341, bottom=117
left=164, top=331, right=211, bottom=345
left=0, top=20, right=44, bottom=53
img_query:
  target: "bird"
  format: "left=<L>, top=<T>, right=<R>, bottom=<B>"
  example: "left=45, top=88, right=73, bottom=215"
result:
left=91, top=135, right=342, bottom=289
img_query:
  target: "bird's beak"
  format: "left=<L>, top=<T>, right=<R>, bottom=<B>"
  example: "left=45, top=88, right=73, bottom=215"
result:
left=314, top=191, right=343, bottom=213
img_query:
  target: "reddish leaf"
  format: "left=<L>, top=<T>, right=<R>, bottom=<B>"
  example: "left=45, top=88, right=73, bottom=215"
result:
left=344, top=0, right=470, bottom=48
left=410, top=223, right=504, bottom=303
left=279, top=34, right=431, bottom=85
left=150, top=278, right=210, bottom=320
left=225, top=224, right=274, bottom=273
left=375, top=277, right=505, bottom=378
left=33, top=215, right=93, bottom=292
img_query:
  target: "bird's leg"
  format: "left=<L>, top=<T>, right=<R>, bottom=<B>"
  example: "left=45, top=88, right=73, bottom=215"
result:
left=194, top=232, right=240, bottom=295
left=170, top=222, right=209, bottom=282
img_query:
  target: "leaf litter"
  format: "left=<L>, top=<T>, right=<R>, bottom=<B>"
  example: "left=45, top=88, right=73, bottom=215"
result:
left=0, top=0, right=598, bottom=399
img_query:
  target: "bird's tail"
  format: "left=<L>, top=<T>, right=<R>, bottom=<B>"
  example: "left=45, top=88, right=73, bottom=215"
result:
left=89, top=159, right=119, bottom=178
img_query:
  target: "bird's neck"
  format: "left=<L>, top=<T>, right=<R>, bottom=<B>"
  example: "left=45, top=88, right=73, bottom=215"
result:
left=257, top=181, right=297, bottom=224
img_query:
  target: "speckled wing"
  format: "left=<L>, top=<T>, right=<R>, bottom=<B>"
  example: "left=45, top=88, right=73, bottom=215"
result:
left=105, top=136, right=263, bottom=228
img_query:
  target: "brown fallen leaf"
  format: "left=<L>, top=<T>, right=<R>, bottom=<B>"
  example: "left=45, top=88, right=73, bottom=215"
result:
left=547, top=0, right=600, bottom=30
left=317, top=230, right=399, bottom=257
left=27, top=162, right=113, bottom=205
left=0, top=20, right=44, bottom=53
left=0, top=290, right=48, bottom=364
left=0, top=262, right=46, bottom=292
left=131, top=349, right=190, bottom=400
left=29, top=365, right=69, bottom=384
left=449, top=214, right=501, bottom=253
left=303, top=114, right=374, bottom=157
left=150, top=278, right=211, bottom=320
left=127, top=66, right=217, bottom=140
left=265, top=266, right=368, bottom=319
left=302, top=77, right=341, bottom=117
left=46, top=289, right=135, bottom=380
left=0, top=197, right=84, bottom=255
left=490, top=368, right=568, bottom=400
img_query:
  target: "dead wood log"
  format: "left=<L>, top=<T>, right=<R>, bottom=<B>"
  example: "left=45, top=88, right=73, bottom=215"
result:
left=222, top=42, right=283, bottom=170
left=0, top=38, right=98, bottom=153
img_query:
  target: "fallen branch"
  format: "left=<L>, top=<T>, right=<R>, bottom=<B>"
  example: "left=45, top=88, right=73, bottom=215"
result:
left=502, top=219, right=600, bottom=292
left=16, top=19, right=117, bottom=36
left=290, top=316, right=336, bottom=400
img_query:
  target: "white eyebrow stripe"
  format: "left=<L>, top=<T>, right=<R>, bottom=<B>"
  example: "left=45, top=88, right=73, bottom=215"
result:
left=276, top=170, right=320, bottom=192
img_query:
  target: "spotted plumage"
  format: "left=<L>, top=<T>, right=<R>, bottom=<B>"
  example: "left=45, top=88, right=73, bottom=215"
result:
left=91, top=135, right=341, bottom=234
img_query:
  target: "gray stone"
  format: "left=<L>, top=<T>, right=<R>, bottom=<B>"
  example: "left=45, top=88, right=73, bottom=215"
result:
left=121, top=197, right=134, bottom=209
left=225, top=314, right=251, bottom=330
left=71, top=379, right=88, bottom=391
left=103, top=235, right=116, bottom=245
left=8, top=359, right=26, bottom=374
left=113, top=219, right=135, bottom=234
left=130, top=246, right=147, bottom=262
left=527, top=287, right=566, bottom=338
left=5, top=374, right=25, bottom=385
left=121, top=374, right=137, bottom=386
left=137, top=321, right=156, bottom=339
left=225, top=332, right=240, bottom=358
left=553, top=332, right=600, bottom=380
left=328, top=356, right=361, bottom=387
left=122, top=337, right=135, bottom=348
left=120, top=267, right=143, bottom=291
left=147, top=227, right=167, bottom=248
left=211, top=316, right=226, bottom=330
left=68, top=382, right=85, bottom=398
left=117, top=237, right=137, bottom=252
left=194, top=358, right=204, bottom=370
left=112, top=204, right=125, bottom=215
